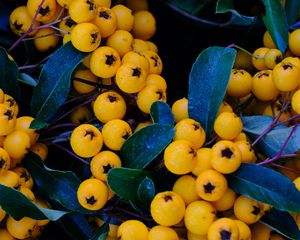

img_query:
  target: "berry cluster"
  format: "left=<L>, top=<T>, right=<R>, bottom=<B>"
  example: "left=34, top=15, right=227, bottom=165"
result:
left=0, top=87, right=50, bottom=239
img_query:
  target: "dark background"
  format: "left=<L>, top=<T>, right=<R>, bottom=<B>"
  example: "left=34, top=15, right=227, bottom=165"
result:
left=0, top=0, right=266, bottom=238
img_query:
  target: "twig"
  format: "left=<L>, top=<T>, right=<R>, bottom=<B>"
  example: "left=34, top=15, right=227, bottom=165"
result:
left=19, top=55, right=51, bottom=70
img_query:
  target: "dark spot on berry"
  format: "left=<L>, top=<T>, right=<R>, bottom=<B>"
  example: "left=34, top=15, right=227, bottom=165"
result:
left=103, top=164, right=112, bottom=173
left=189, top=148, right=196, bottom=157
left=6, top=98, right=15, bottom=107
left=21, top=172, right=30, bottom=182
left=220, top=230, right=231, bottom=240
left=132, top=67, right=141, bottom=77
left=85, top=130, right=96, bottom=140
left=4, top=110, right=14, bottom=120
left=283, top=63, right=293, bottom=70
left=13, top=21, right=23, bottom=31
left=86, top=196, right=97, bottom=205
left=105, top=54, right=116, bottom=66
left=65, top=19, right=76, bottom=28
left=0, top=159, right=5, bottom=169
left=156, top=90, right=163, bottom=100
left=107, top=95, right=117, bottom=102
left=258, top=72, right=269, bottom=78
left=39, top=6, right=50, bottom=16
left=90, top=32, right=99, bottom=44
left=122, top=131, right=130, bottom=140
left=193, top=123, right=200, bottom=131
left=99, top=10, right=110, bottom=19
left=86, top=0, right=95, bottom=11
left=163, top=195, right=173, bottom=202
left=203, top=182, right=215, bottom=194
left=221, top=148, right=233, bottom=158
left=252, top=206, right=261, bottom=215
left=150, top=55, right=159, bottom=67
left=275, top=55, right=282, bottom=64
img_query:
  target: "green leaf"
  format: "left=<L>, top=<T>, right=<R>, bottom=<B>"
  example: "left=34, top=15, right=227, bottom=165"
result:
left=0, top=184, right=68, bottom=221
left=29, top=119, right=48, bottom=130
left=260, top=208, right=300, bottom=240
left=285, top=0, right=300, bottom=26
left=23, top=152, right=95, bottom=214
left=18, top=73, right=37, bottom=87
left=216, top=0, right=257, bottom=26
left=228, top=163, right=300, bottom=213
left=107, top=168, right=153, bottom=204
left=260, top=0, right=289, bottom=52
left=242, top=116, right=300, bottom=157
left=59, top=213, right=93, bottom=240
left=0, top=47, right=21, bottom=100
left=150, top=101, right=174, bottom=126
left=91, top=221, right=109, bottom=240
left=137, top=177, right=155, bottom=208
left=31, top=42, right=88, bottom=120
left=165, top=0, right=209, bottom=15
left=188, top=46, right=236, bottom=137
left=120, top=124, right=174, bottom=169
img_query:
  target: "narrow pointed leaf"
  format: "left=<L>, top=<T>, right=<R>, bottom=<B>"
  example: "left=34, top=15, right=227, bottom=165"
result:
left=285, top=0, right=300, bottom=26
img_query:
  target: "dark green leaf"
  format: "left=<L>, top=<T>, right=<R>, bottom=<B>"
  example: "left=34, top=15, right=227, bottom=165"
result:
left=18, top=73, right=37, bottom=87
left=150, top=101, right=174, bottom=126
left=0, top=47, right=21, bottom=100
left=188, top=46, right=236, bottom=137
left=107, top=168, right=153, bottom=203
left=0, top=184, right=68, bottom=221
left=31, top=42, right=88, bottom=120
left=285, top=0, right=300, bottom=26
left=242, top=116, right=300, bottom=157
left=137, top=177, right=155, bottom=208
left=216, top=0, right=257, bottom=26
left=120, top=124, right=174, bottom=169
left=29, top=119, right=48, bottom=130
left=59, top=213, right=93, bottom=240
left=91, top=221, right=109, bottom=240
left=260, top=208, right=300, bottom=240
left=228, top=163, right=300, bottom=213
left=165, top=0, right=209, bottom=15
left=260, top=0, right=289, bottom=52
left=23, top=152, right=95, bottom=214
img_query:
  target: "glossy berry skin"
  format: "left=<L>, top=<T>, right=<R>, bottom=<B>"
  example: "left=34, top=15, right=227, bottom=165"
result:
left=117, top=220, right=148, bottom=240
left=27, top=0, right=57, bottom=22
left=264, top=49, right=283, bottom=69
left=69, top=0, right=96, bottom=23
left=146, top=74, right=167, bottom=91
left=90, top=151, right=121, bottom=181
left=142, top=50, right=163, bottom=75
left=71, top=23, right=101, bottom=52
left=172, top=175, right=200, bottom=205
left=77, top=178, right=108, bottom=210
left=93, top=91, right=126, bottom=123
left=106, top=30, right=134, bottom=57
left=211, top=188, right=237, bottom=212
left=292, top=89, right=300, bottom=114
left=132, top=39, right=149, bottom=53
left=92, top=7, right=117, bottom=38
left=122, top=51, right=150, bottom=73
left=207, top=218, right=239, bottom=240
left=272, top=62, right=300, bottom=92
left=214, top=112, right=243, bottom=140
left=111, top=4, right=134, bottom=31
left=195, top=169, right=228, bottom=202
left=227, top=69, right=252, bottom=98
left=0, top=104, right=16, bottom=136
left=192, top=148, right=213, bottom=176
left=234, top=140, right=256, bottom=163
left=90, top=46, right=121, bottom=78
left=233, top=195, right=264, bottom=224
left=172, top=98, right=189, bottom=123
left=132, top=10, right=156, bottom=40
left=72, top=68, right=98, bottom=94
left=263, top=31, right=276, bottom=49
left=0, top=148, right=10, bottom=176
left=164, top=140, right=196, bottom=175
left=289, top=29, right=300, bottom=56
left=150, top=191, right=186, bottom=226
left=252, top=47, right=269, bottom=71
left=15, top=116, right=39, bottom=145
left=174, top=118, right=206, bottom=149
left=6, top=216, right=38, bottom=239
left=0, top=170, right=20, bottom=188
left=12, top=167, right=33, bottom=189
left=70, top=124, right=103, bottom=158
left=0, top=228, right=15, bottom=240
left=116, top=63, right=147, bottom=93
left=148, top=226, right=179, bottom=240
left=184, top=200, right=216, bottom=235
left=252, top=70, right=280, bottom=101
left=9, top=6, right=40, bottom=36
left=34, top=27, right=59, bottom=52
left=30, top=142, right=48, bottom=161
left=102, top=119, right=132, bottom=151
left=136, top=85, right=166, bottom=113
left=234, top=220, right=251, bottom=240
left=210, top=140, right=241, bottom=174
